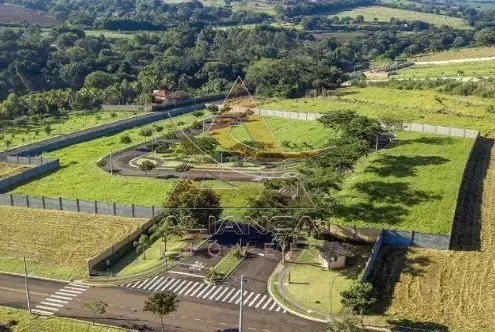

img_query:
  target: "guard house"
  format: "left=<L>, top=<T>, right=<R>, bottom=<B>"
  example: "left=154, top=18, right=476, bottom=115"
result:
left=319, top=241, right=352, bottom=270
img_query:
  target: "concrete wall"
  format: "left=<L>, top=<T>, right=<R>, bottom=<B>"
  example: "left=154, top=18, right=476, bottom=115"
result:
left=0, top=157, right=59, bottom=192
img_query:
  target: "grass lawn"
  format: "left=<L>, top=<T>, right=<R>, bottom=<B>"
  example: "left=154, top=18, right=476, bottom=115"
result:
left=0, top=110, right=140, bottom=152
left=332, top=131, right=473, bottom=234
left=0, top=163, right=29, bottom=179
left=104, top=233, right=206, bottom=276
left=412, top=47, right=495, bottom=62
left=231, top=0, right=277, bottom=15
left=283, top=245, right=370, bottom=314
left=0, top=205, right=144, bottom=280
left=334, top=6, right=468, bottom=29
left=0, top=306, right=127, bottom=332
left=8, top=111, right=262, bottom=208
left=396, top=61, right=495, bottom=78
left=259, top=86, right=495, bottom=135
left=211, top=250, right=242, bottom=278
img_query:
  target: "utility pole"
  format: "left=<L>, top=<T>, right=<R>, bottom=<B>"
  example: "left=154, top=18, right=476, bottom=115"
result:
left=375, top=135, right=379, bottom=152
left=23, top=256, right=31, bottom=314
left=110, top=150, right=113, bottom=175
left=239, top=275, right=244, bottom=332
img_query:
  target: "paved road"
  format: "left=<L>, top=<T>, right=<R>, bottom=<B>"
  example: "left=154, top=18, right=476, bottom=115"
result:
left=0, top=273, right=325, bottom=332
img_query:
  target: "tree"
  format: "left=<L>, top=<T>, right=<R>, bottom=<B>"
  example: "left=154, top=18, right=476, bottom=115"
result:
left=152, top=219, right=185, bottom=253
left=134, top=234, right=152, bottom=260
left=273, top=232, right=293, bottom=262
left=120, top=134, right=132, bottom=144
left=144, top=291, right=179, bottom=332
left=341, top=282, right=376, bottom=315
left=139, top=160, right=156, bottom=174
left=81, top=300, right=108, bottom=325
left=327, top=312, right=364, bottom=332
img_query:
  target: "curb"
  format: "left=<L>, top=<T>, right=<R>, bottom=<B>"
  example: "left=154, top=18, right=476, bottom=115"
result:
left=206, top=251, right=246, bottom=283
left=0, top=271, right=75, bottom=284
left=266, top=263, right=329, bottom=324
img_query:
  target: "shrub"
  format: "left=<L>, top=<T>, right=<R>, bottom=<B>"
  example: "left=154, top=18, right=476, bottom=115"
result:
left=156, top=142, right=171, bottom=153
left=206, top=105, right=219, bottom=113
left=340, top=282, right=376, bottom=314
left=153, top=125, right=164, bottom=132
left=175, top=163, right=192, bottom=172
left=193, top=110, right=204, bottom=117
left=120, top=134, right=132, bottom=144
left=139, top=127, right=154, bottom=137
left=110, top=112, right=118, bottom=118
left=191, top=120, right=203, bottom=130
left=97, top=159, right=107, bottom=167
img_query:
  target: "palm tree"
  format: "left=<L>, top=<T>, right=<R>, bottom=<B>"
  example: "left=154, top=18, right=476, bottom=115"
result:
left=154, top=221, right=185, bottom=254
left=134, top=234, right=151, bottom=260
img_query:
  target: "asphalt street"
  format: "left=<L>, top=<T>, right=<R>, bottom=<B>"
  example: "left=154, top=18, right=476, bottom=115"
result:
left=0, top=273, right=325, bottom=332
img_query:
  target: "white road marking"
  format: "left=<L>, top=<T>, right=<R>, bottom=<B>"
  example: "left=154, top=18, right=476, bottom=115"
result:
left=228, top=290, right=241, bottom=303
left=268, top=302, right=277, bottom=311
left=216, top=287, right=230, bottom=301
left=275, top=306, right=281, bottom=312
left=36, top=305, right=59, bottom=312
left=172, top=280, right=187, bottom=292
left=44, top=298, right=68, bottom=304
left=51, top=295, right=72, bottom=301
left=41, top=301, right=63, bottom=308
left=69, top=283, right=89, bottom=288
left=248, top=294, right=260, bottom=307
left=236, top=291, right=248, bottom=304
left=141, top=276, right=159, bottom=290
left=64, top=286, right=87, bottom=292
left=55, top=291, right=77, bottom=297
left=178, top=280, right=194, bottom=295
left=196, top=285, right=211, bottom=297
left=183, top=282, right=199, bottom=296
left=159, top=278, right=176, bottom=291
left=255, top=295, right=267, bottom=308
left=190, top=283, right=205, bottom=296
left=202, top=286, right=217, bottom=298
left=262, top=298, right=272, bottom=309
left=243, top=292, right=254, bottom=305
left=148, top=277, right=165, bottom=291
left=165, top=279, right=182, bottom=291
left=32, top=309, right=54, bottom=316
left=209, top=286, right=223, bottom=300
left=60, top=289, right=83, bottom=295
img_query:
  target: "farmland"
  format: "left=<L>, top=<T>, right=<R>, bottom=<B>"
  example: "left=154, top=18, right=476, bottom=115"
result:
left=0, top=306, right=126, bottom=332
left=412, top=47, right=495, bottom=62
left=0, top=110, right=140, bottom=152
left=0, top=163, right=28, bottom=179
left=259, top=86, right=495, bottom=135
left=334, top=6, right=468, bottom=29
left=395, top=61, right=495, bottom=79
left=0, top=205, right=144, bottom=280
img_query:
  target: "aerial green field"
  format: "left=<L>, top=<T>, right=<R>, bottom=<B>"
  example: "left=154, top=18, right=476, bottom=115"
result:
left=0, top=110, right=140, bottom=152
left=395, top=61, right=495, bottom=78
left=231, top=0, right=277, bottom=15
left=0, top=163, right=29, bottom=179
left=0, top=306, right=127, bottom=332
left=0, top=205, right=143, bottom=280
left=335, top=6, right=469, bottom=28
left=412, top=47, right=495, bottom=62
left=7, top=112, right=261, bottom=208
left=332, top=131, right=473, bottom=234
left=259, top=86, right=495, bottom=135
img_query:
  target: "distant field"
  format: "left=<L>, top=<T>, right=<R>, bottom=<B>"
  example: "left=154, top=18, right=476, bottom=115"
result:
left=0, top=3, right=62, bottom=26
left=0, top=110, right=140, bottom=152
left=0, top=206, right=143, bottom=280
left=8, top=112, right=262, bottom=208
left=259, top=86, right=495, bottom=136
left=0, top=163, right=28, bottom=179
left=335, top=6, right=468, bottom=28
left=333, top=131, right=473, bottom=234
left=413, top=47, right=495, bottom=62
left=396, top=61, right=495, bottom=79
left=231, top=0, right=277, bottom=15
left=84, top=30, right=135, bottom=39
left=0, top=306, right=125, bottom=331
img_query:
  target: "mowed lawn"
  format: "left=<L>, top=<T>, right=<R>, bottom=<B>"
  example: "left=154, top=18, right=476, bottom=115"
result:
left=0, top=206, right=144, bottom=280
left=0, top=306, right=127, bottom=332
left=0, top=110, right=140, bottom=152
left=335, top=6, right=468, bottom=28
left=8, top=112, right=262, bottom=208
left=332, top=131, right=474, bottom=234
left=412, top=47, right=495, bottom=62
left=260, top=86, right=495, bottom=135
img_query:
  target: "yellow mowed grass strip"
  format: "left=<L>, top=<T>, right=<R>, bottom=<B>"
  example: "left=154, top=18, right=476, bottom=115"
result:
left=0, top=205, right=145, bottom=279
left=0, top=163, right=29, bottom=179
left=385, top=139, right=495, bottom=331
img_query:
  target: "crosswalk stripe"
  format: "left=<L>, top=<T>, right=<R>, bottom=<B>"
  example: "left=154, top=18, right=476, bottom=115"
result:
left=59, top=289, right=82, bottom=294
left=172, top=280, right=187, bottom=292
left=236, top=291, right=248, bottom=304
left=202, top=286, right=217, bottom=298
left=184, top=282, right=199, bottom=296
left=178, top=281, right=194, bottom=295
left=141, top=276, right=159, bottom=290
left=148, top=277, right=165, bottom=291
left=275, top=305, right=281, bottom=312
left=190, top=283, right=205, bottom=296
left=165, top=279, right=181, bottom=291
left=135, top=278, right=151, bottom=289
left=216, top=287, right=229, bottom=301
left=243, top=292, right=254, bottom=305
left=223, top=288, right=236, bottom=302
left=45, top=298, right=68, bottom=304
left=64, top=286, right=87, bottom=292
left=159, top=278, right=176, bottom=291
left=32, top=309, right=54, bottom=316
left=255, top=295, right=267, bottom=308
left=262, top=298, right=272, bottom=309
left=41, top=301, right=63, bottom=308
left=248, top=294, right=260, bottom=307
left=268, top=302, right=277, bottom=311
left=228, top=289, right=240, bottom=303
left=130, top=279, right=143, bottom=288
left=196, top=284, right=211, bottom=297
left=35, top=305, right=59, bottom=312
left=124, top=282, right=133, bottom=287
left=69, top=283, right=89, bottom=288
left=51, top=295, right=72, bottom=301
left=283, top=309, right=287, bottom=313
left=55, top=291, right=76, bottom=297
left=209, top=286, right=223, bottom=300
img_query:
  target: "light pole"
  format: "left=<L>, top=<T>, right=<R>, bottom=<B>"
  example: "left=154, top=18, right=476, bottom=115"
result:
left=109, top=150, right=113, bottom=175
left=23, top=256, right=31, bottom=314
left=239, top=275, right=244, bottom=332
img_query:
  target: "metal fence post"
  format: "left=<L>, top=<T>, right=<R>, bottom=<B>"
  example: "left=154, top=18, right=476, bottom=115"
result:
left=113, top=202, right=117, bottom=216
left=9, top=194, right=13, bottom=206
left=152, top=205, right=155, bottom=218
left=132, top=204, right=135, bottom=218
left=42, top=196, right=46, bottom=209
left=94, top=201, right=98, bottom=214
left=25, top=196, right=29, bottom=208
left=59, top=197, right=63, bottom=210
left=76, top=199, right=80, bottom=212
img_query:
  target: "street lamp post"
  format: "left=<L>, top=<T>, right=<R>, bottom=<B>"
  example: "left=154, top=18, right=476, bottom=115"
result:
left=23, top=256, right=31, bottom=314
left=239, top=275, right=244, bottom=332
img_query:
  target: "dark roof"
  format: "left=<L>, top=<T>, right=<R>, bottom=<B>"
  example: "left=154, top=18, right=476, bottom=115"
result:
left=320, top=241, right=353, bottom=260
